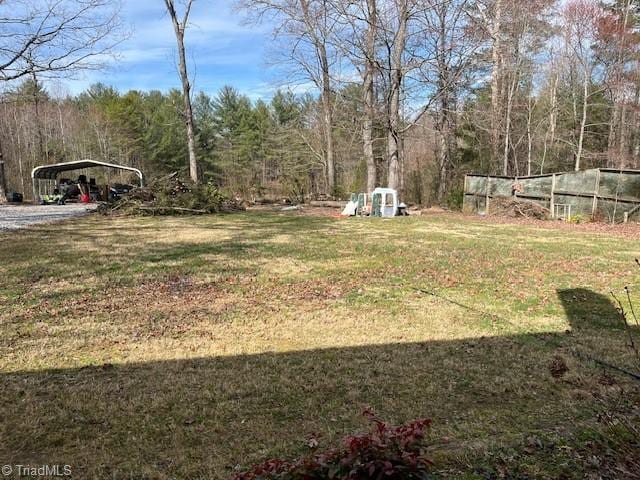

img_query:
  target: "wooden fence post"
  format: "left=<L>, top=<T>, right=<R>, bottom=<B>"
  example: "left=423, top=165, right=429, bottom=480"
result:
left=462, top=175, right=468, bottom=212
left=485, top=175, right=491, bottom=215
left=592, top=169, right=600, bottom=219
left=550, top=174, right=556, bottom=219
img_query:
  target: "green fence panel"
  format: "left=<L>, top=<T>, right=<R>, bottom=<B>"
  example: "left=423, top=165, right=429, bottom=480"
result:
left=463, top=169, right=640, bottom=221
left=518, top=176, right=553, bottom=198
left=599, top=171, right=640, bottom=199
left=555, top=169, right=598, bottom=194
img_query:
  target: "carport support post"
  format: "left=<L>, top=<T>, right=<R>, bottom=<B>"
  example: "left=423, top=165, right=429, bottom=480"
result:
left=32, top=179, right=39, bottom=203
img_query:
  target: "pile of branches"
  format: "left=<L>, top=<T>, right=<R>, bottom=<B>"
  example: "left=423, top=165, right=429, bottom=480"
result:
left=489, top=196, right=550, bottom=220
left=98, top=173, right=245, bottom=216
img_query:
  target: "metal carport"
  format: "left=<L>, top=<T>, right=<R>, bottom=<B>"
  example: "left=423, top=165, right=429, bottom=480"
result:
left=31, top=160, right=144, bottom=201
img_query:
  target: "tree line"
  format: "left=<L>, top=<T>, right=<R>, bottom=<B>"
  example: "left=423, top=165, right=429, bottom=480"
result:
left=0, top=81, right=349, bottom=201
left=1, top=0, right=638, bottom=206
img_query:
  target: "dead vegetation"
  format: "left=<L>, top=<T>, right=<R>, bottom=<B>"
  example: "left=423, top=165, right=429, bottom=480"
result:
left=489, top=196, right=551, bottom=220
left=98, top=173, right=245, bottom=216
left=549, top=355, right=569, bottom=378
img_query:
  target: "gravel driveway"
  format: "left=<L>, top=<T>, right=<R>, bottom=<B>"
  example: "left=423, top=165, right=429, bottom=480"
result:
left=0, top=204, right=97, bottom=231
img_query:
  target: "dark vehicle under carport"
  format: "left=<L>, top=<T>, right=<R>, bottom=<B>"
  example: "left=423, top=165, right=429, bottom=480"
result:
left=31, top=160, right=144, bottom=203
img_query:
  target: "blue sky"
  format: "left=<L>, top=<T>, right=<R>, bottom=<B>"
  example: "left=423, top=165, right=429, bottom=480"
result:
left=63, top=0, right=276, bottom=100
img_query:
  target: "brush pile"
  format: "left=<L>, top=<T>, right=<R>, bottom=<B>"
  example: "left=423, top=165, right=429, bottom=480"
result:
left=98, top=173, right=245, bottom=216
left=489, top=196, right=550, bottom=220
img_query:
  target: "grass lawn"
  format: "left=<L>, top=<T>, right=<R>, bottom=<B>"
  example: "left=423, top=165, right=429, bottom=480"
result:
left=1, top=211, right=639, bottom=479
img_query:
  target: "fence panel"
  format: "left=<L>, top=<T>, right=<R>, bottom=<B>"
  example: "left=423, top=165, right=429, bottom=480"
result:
left=463, top=168, right=640, bottom=222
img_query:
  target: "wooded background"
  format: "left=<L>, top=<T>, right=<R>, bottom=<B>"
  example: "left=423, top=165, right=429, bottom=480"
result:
left=1, top=0, right=638, bottom=206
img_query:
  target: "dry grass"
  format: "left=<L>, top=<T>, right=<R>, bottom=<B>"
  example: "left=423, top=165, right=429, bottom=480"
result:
left=1, top=211, right=639, bottom=479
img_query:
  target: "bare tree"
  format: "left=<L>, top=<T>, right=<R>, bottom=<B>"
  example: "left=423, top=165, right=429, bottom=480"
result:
left=473, top=0, right=505, bottom=171
left=415, top=0, right=477, bottom=201
left=0, top=144, right=6, bottom=201
left=562, top=0, right=604, bottom=171
left=164, top=0, right=200, bottom=183
left=598, top=0, right=638, bottom=169
left=330, top=0, right=379, bottom=192
left=540, top=47, right=559, bottom=173
left=363, top=0, right=378, bottom=192
left=0, top=0, right=123, bottom=202
left=302, top=0, right=337, bottom=193
left=490, top=0, right=504, bottom=172
left=381, top=0, right=411, bottom=191
left=239, top=0, right=339, bottom=195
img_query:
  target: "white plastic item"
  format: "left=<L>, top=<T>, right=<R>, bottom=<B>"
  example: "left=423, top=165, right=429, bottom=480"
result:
left=371, top=187, right=399, bottom=217
left=341, top=200, right=358, bottom=216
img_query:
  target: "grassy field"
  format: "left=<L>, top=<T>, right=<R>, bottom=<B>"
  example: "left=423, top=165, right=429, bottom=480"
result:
left=1, top=211, right=639, bottom=479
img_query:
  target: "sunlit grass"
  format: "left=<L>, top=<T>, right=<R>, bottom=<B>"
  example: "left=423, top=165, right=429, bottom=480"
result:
left=0, top=212, right=638, bottom=478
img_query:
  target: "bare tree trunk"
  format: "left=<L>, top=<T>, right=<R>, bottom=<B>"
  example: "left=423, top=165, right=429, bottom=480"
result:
left=435, top=121, right=450, bottom=202
left=619, top=101, right=628, bottom=168
left=608, top=95, right=620, bottom=167
left=490, top=0, right=503, bottom=169
left=387, top=119, right=400, bottom=190
left=502, top=66, right=518, bottom=175
left=541, top=69, right=558, bottom=172
left=526, top=93, right=533, bottom=176
left=434, top=2, right=455, bottom=203
left=0, top=136, right=7, bottom=202
left=540, top=131, right=548, bottom=174
left=575, top=71, right=588, bottom=171
left=633, top=84, right=640, bottom=167
left=363, top=96, right=376, bottom=192
left=387, top=0, right=408, bottom=192
left=363, top=0, right=377, bottom=192
left=434, top=84, right=456, bottom=201
left=607, top=0, right=632, bottom=169
left=320, top=51, right=336, bottom=193
left=299, top=0, right=335, bottom=195
left=164, top=0, right=199, bottom=183
left=8, top=102, right=26, bottom=196
left=549, top=72, right=558, bottom=146
left=31, top=72, right=45, bottom=163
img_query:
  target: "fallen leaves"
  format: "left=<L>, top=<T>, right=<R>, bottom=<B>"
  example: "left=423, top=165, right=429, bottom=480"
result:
left=550, top=355, right=570, bottom=378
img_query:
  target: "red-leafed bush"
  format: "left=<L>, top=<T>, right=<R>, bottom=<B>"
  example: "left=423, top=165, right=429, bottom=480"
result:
left=231, top=409, right=433, bottom=480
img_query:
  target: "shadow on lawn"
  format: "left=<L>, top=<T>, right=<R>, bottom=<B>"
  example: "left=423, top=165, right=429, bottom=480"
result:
left=0, top=289, right=637, bottom=479
left=558, top=288, right=623, bottom=331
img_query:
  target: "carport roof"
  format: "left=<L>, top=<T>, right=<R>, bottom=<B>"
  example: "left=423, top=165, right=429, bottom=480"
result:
left=31, top=160, right=144, bottom=184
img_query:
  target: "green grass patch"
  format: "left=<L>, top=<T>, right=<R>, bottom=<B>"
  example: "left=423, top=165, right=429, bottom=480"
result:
left=0, top=212, right=638, bottom=479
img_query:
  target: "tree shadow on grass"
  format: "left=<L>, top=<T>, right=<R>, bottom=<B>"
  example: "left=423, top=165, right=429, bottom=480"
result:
left=0, top=289, right=638, bottom=479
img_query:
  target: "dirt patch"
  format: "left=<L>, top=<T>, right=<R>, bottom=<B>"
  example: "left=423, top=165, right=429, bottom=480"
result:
left=247, top=204, right=342, bottom=218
